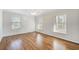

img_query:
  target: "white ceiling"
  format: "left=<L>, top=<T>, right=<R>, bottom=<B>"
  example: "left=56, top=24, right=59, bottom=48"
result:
left=22, top=9, right=54, bottom=15
left=4, top=9, right=55, bottom=16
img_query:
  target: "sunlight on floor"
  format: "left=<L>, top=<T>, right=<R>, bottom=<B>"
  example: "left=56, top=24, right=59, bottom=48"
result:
left=53, top=40, right=66, bottom=50
left=36, top=34, right=43, bottom=47
left=7, top=39, right=23, bottom=50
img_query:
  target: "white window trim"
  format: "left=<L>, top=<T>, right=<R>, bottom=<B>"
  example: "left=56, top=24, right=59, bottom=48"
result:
left=54, top=14, right=67, bottom=34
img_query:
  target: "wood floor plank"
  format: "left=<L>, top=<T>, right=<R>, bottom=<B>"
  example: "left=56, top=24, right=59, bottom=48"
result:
left=0, top=32, right=79, bottom=50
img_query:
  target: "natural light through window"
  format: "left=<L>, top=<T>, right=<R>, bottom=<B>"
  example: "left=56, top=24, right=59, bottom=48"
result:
left=54, top=14, right=67, bottom=34
left=37, top=24, right=42, bottom=31
left=11, top=16, right=21, bottom=30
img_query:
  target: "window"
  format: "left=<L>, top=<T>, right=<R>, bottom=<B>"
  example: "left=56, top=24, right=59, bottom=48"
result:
left=54, top=14, right=66, bottom=34
left=37, top=24, right=42, bottom=31
left=11, top=16, right=21, bottom=30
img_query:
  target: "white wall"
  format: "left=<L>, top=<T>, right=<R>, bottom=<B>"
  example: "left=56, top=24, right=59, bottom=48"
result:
left=0, top=10, right=3, bottom=41
left=1, top=9, right=79, bottom=44
left=35, top=10, right=79, bottom=43
left=3, top=11, right=35, bottom=36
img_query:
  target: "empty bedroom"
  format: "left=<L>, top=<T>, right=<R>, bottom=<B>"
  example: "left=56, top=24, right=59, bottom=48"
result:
left=0, top=9, right=79, bottom=50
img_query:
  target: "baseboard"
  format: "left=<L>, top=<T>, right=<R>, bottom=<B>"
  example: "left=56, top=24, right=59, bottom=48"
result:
left=2, top=31, right=79, bottom=45
left=3, top=31, right=35, bottom=37
left=36, top=31, right=79, bottom=45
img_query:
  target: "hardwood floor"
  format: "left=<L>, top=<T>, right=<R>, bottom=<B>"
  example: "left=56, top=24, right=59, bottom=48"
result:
left=0, top=32, right=79, bottom=50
